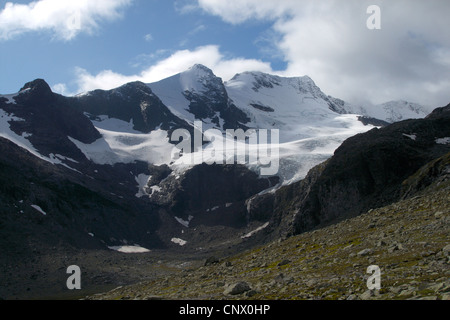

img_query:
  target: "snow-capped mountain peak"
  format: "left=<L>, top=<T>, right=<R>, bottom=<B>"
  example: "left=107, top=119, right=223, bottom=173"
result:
left=377, top=100, right=432, bottom=123
left=339, top=100, right=433, bottom=124
left=225, top=70, right=363, bottom=141
left=179, top=64, right=221, bottom=93
left=148, top=64, right=249, bottom=130
left=226, top=71, right=320, bottom=96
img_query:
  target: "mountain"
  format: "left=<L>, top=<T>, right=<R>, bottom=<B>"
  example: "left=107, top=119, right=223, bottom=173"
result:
left=1, top=65, right=428, bottom=185
left=0, top=68, right=436, bottom=227
left=0, top=65, right=444, bottom=300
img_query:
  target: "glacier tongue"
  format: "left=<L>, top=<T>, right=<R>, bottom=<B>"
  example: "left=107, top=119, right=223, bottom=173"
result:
left=148, top=64, right=221, bottom=125
left=219, top=71, right=378, bottom=184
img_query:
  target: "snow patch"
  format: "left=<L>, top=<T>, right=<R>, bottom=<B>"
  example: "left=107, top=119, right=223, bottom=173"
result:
left=91, top=116, right=141, bottom=134
left=175, top=216, right=194, bottom=228
left=403, top=133, right=417, bottom=141
left=108, top=245, right=150, bottom=253
left=436, top=137, right=450, bottom=145
left=171, top=238, right=187, bottom=246
left=150, top=185, right=161, bottom=194
left=50, top=154, right=79, bottom=163
left=135, top=174, right=151, bottom=198
left=31, top=205, right=47, bottom=216
left=206, top=206, right=220, bottom=213
left=242, top=222, right=270, bottom=239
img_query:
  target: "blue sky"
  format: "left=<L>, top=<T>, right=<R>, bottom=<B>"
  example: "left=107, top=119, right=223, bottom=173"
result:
left=0, top=0, right=284, bottom=95
left=1, top=0, right=449, bottom=108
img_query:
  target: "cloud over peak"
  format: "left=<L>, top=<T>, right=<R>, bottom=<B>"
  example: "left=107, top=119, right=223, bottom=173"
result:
left=196, top=0, right=450, bottom=107
left=71, top=45, right=274, bottom=94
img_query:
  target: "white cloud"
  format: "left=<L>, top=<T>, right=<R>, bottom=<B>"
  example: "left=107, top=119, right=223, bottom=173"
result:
left=72, top=45, right=274, bottom=93
left=174, top=0, right=200, bottom=15
left=50, top=0, right=450, bottom=108
left=144, top=33, right=153, bottom=42
left=196, top=0, right=450, bottom=107
left=74, top=67, right=138, bottom=93
left=197, top=0, right=297, bottom=24
left=0, top=0, right=132, bottom=41
left=52, top=83, right=76, bottom=96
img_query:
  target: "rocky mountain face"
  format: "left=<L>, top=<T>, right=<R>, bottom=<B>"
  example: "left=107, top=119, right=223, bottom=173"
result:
left=149, top=164, right=279, bottom=227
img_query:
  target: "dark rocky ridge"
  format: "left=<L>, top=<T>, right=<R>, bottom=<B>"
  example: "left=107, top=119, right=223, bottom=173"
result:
left=70, top=81, right=191, bottom=135
left=1, top=79, right=101, bottom=161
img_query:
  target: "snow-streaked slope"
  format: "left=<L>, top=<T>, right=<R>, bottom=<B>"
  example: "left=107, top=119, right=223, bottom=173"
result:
left=0, top=93, right=18, bottom=104
left=69, top=115, right=175, bottom=166
left=0, top=108, right=79, bottom=171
